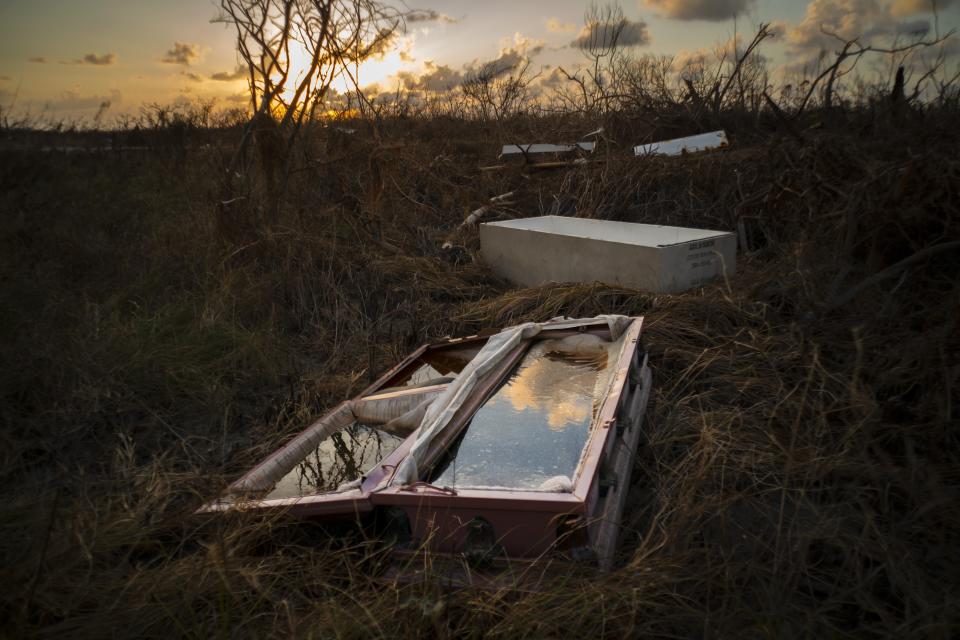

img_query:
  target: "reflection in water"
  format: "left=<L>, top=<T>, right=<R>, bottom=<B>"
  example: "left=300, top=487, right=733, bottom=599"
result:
left=430, top=340, right=616, bottom=491
left=501, top=355, right=598, bottom=431
left=265, top=424, right=403, bottom=500
left=399, top=349, right=478, bottom=387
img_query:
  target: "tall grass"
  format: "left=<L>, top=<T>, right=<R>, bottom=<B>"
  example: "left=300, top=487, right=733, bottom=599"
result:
left=1, top=92, right=958, bottom=637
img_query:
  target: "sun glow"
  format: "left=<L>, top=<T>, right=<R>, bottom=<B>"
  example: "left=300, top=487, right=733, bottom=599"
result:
left=279, top=38, right=411, bottom=104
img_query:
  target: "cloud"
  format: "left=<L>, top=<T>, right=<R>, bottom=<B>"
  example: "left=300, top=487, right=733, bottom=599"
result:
left=224, top=92, right=250, bottom=104
left=546, top=17, right=577, bottom=33
left=389, top=34, right=417, bottom=62
left=891, top=0, right=957, bottom=17
left=64, top=53, right=116, bottom=66
left=643, top=0, right=756, bottom=21
left=785, top=0, right=936, bottom=56
left=181, top=71, right=203, bottom=83
left=896, top=19, right=931, bottom=35
left=83, top=52, right=116, bottom=65
left=363, top=27, right=402, bottom=59
left=672, top=48, right=710, bottom=72
left=538, top=66, right=576, bottom=89
left=460, top=32, right=545, bottom=85
left=673, top=26, right=777, bottom=76
left=482, top=33, right=544, bottom=73
left=787, top=0, right=884, bottom=53
left=395, top=33, right=544, bottom=92
left=44, top=89, right=122, bottom=111
left=774, top=0, right=947, bottom=79
left=406, top=10, right=457, bottom=24
left=571, top=17, right=650, bottom=49
left=161, top=42, right=200, bottom=66
left=932, top=36, right=960, bottom=58
left=28, top=56, right=47, bottom=64
left=211, top=64, right=247, bottom=81
left=397, top=60, right=463, bottom=91
left=767, top=20, right=789, bottom=38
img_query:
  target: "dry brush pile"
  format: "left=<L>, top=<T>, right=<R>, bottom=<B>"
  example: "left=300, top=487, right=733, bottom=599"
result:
left=0, top=105, right=958, bottom=638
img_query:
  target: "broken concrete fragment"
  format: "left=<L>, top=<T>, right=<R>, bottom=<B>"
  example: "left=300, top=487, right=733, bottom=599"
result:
left=500, top=142, right=595, bottom=158
left=460, top=191, right=515, bottom=227
left=633, top=130, right=728, bottom=156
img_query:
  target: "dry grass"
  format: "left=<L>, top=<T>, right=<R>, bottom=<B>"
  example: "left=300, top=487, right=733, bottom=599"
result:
left=1, top=105, right=958, bottom=638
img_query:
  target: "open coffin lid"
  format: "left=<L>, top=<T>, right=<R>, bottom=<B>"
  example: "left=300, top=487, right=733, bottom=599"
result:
left=199, top=329, right=493, bottom=517
left=200, top=316, right=650, bottom=568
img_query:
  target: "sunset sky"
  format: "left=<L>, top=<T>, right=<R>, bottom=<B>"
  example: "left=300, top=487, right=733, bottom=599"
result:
left=1, top=0, right=957, bottom=120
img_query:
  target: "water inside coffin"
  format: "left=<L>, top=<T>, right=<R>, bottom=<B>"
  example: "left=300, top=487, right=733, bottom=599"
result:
left=265, top=424, right=404, bottom=500
left=396, top=349, right=478, bottom=388
left=430, top=341, right=616, bottom=490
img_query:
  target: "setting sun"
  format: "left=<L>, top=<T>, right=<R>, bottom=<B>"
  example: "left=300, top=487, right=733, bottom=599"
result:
left=272, top=26, right=413, bottom=108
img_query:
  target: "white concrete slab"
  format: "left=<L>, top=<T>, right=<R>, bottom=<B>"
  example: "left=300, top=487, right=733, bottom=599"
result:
left=480, top=215, right=736, bottom=293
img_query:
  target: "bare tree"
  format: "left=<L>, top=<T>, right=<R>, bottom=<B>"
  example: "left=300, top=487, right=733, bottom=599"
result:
left=215, top=0, right=401, bottom=200
left=792, top=27, right=953, bottom=116
left=715, top=23, right=774, bottom=113
left=462, top=58, right=537, bottom=123
left=609, top=53, right=680, bottom=113
left=554, top=2, right=632, bottom=114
